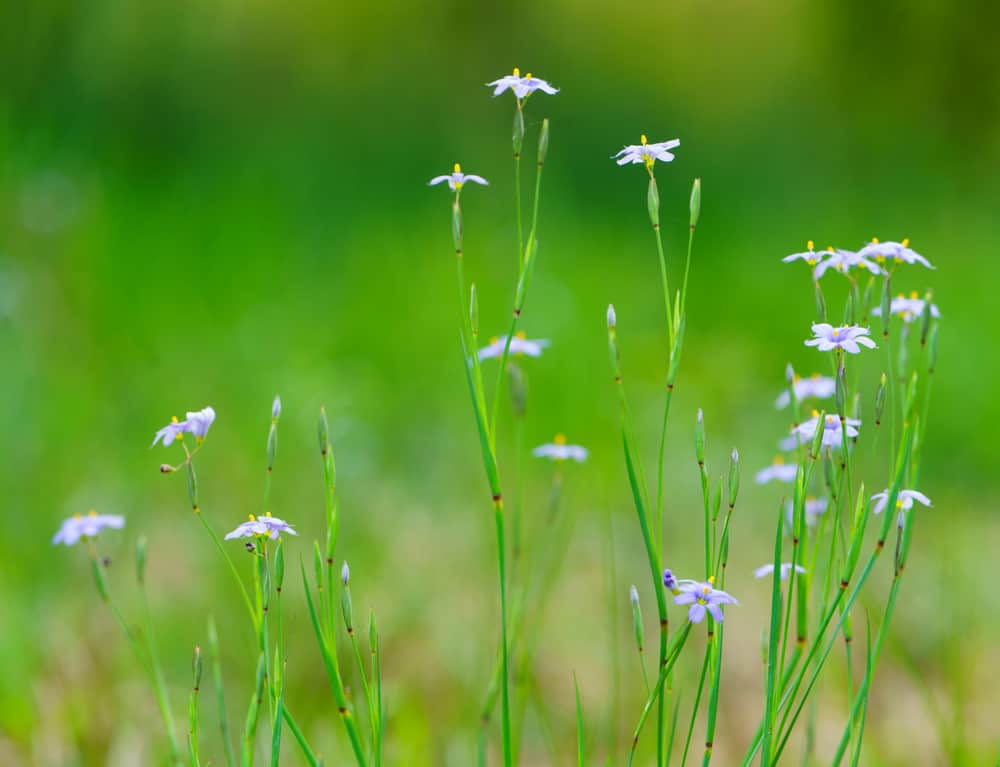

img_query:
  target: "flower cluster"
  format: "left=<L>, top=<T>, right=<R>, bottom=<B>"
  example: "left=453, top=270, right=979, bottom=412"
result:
left=782, top=237, right=934, bottom=280
left=793, top=410, right=861, bottom=449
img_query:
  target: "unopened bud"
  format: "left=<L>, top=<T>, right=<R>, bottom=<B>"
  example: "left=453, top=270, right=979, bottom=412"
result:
left=271, top=395, right=282, bottom=420
left=537, top=118, right=550, bottom=165
left=159, top=464, right=174, bottom=474
left=728, top=448, right=740, bottom=508
left=695, top=409, right=706, bottom=465
left=662, top=569, right=678, bottom=592
left=689, top=177, right=701, bottom=229
left=512, top=106, right=525, bottom=157
left=647, top=177, right=660, bottom=227
left=192, top=646, right=203, bottom=690
left=875, top=373, right=888, bottom=427
left=629, top=585, right=644, bottom=653
left=607, top=304, right=616, bottom=330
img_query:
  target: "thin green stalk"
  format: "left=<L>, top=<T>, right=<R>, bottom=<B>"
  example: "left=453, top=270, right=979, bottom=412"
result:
left=760, top=505, right=785, bottom=765
left=208, top=618, right=237, bottom=767
left=139, top=577, right=183, bottom=766
left=189, top=647, right=202, bottom=767
left=680, top=646, right=711, bottom=767
left=575, top=674, right=586, bottom=767
left=196, top=511, right=256, bottom=628
left=494, top=498, right=514, bottom=767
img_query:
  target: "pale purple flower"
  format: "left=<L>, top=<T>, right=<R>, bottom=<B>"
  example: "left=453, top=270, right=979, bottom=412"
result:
left=813, top=248, right=884, bottom=279
left=775, top=371, right=836, bottom=409
left=674, top=579, right=738, bottom=623
left=792, top=411, right=861, bottom=448
left=52, top=511, right=125, bottom=546
left=805, top=323, right=877, bottom=354
left=782, top=241, right=834, bottom=266
left=755, top=457, right=798, bottom=484
left=533, top=435, right=588, bottom=462
left=785, top=497, right=828, bottom=529
left=428, top=163, right=489, bottom=192
left=487, top=68, right=558, bottom=99
left=662, top=569, right=677, bottom=591
left=152, top=406, right=216, bottom=447
left=478, top=332, right=549, bottom=361
left=224, top=513, right=297, bottom=541
left=613, top=135, right=680, bottom=167
left=871, top=293, right=940, bottom=324
left=856, top=239, right=934, bottom=269
left=871, top=489, right=931, bottom=528
left=753, top=562, right=806, bottom=580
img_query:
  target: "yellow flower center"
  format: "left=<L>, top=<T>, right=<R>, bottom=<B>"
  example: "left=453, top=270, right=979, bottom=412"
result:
left=248, top=514, right=256, bottom=521
left=708, top=576, right=716, bottom=585
left=773, top=455, right=785, bottom=465
left=909, top=290, right=919, bottom=299
left=524, top=72, right=532, bottom=79
left=453, top=163, right=461, bottom=174
left=876, top=255, right=886, bottom=263
left=811, top=409, right=820, bottom=417
left=489, top=335, right=499, bottom=345
left=640, top=134, right=648, bottom=145
left=88, top=510, right=97, bottom=517
left=554, top=433, right=567, bottom=445
left=902, top=237, right=910, bottom=247
left=872, top=237, right=880, bottom=244
left=514, top=330, right=527, bottom=340
left=807, top=240, right=814, bottom=250
left=512, top=67, right=520, bottom=77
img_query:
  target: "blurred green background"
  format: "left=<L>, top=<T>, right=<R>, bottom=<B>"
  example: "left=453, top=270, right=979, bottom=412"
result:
left=2, top=0, right=998, bottom=764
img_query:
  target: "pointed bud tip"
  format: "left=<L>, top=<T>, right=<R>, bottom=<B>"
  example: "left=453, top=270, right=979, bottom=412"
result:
left=272, top=395, right=282, bottom=419
left=606, top=304, right=616, bottom=329
left=629, top=585, right=639, bottom=604
left=341, top=561, right=350, bottom=584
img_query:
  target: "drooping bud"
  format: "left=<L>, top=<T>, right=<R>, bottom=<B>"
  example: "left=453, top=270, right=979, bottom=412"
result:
left=689, top=177, right=701, bottom=230
left=159, top=463, right=174, bottom=473
left=662, top=569, right=678, bottom=592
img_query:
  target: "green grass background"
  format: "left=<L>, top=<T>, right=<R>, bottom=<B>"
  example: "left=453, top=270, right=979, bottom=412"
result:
left=1, top=0, right=998, bottom=764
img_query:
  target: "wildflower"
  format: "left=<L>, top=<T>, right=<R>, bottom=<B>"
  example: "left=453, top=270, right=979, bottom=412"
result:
left=487, top=68, right=559, bottom=99
left=755, top=456, right=798, bottom=484
left=812, top=248, right=884, bottom=279
left=224, top=512, right=297, bottom=541
left=478, top=331, right=550, bottom=361
left=784, top=497, right=828, bottom=529
left=871, top=292, right=940, bottom=323
left=872, top=489, right=931, bottom=527
left=775, top=371, right=836, bottom=409
left=532, top=434, right=588, bottom=462
left=805, top=323, right=877, bottom=354
left=753, top=563, right=806, bottom=580
left=428, top=164, right=489, bottom=192
left=52, top=511, right=125, bottom=546
left=613, top=135, right=680, bottom=168
left=662, top=569, right=678, bottom=592
left=674, top=578, right=738, bottom=623
left=152, top=407, right=216, bottom=447
left=781, top=240, right=834, bottom=266
left=856, top=238, right=934, bottom=269
left=341, top=561, right=350, bottom=585
left=792, top=411, right=861, bottom=448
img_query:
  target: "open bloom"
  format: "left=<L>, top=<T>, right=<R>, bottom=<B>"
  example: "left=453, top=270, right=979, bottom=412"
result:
left=792, top=411, right=861, bottom=448
left=775, top=371, right=836, bottom=409
left=755, top=456, right=798, bottom=484
left=782, top=240, right=834, bottom=266
left=753, top=562, right=806, bottom=580
left=487, top=68, right=558, bottom=99
left=52, top=511, right=125, bottom=546
left=478, top=332, right=549, bottom=361
left=429, top=163, right=488, bottom=192
left=856, top=238, right=934, bottom=269
left=805, top=323, right=877, bottom=354
left=872, top=489, right=931, bottom=517
left=533, top=434, right=588, bottom=462
left=613, top=135, right=680, bottom=167
left=224, top=512, right=297, bottom=541
left=152, top=406, right=216, bottom=447
left=871, top=292, right=940, bottom=324
left=674, top=579, right=738, bottom=623
left=813, top=249, right=883, bottom=279
left=785, top=497, right=828, bottom=529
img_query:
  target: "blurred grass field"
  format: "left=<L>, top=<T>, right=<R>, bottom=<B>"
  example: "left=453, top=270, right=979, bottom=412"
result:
left=2, top=1, right=999, bottom=764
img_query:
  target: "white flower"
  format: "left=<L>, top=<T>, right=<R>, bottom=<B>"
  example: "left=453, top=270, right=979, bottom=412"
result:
left=487, top=68, right=558, bottom=99
left=478, top=332, right=550, bottom=361
left=52, top=511, right=125, bottom=546
left=856, top=238, right=934, bottom=269
left=224, top=513, right=297, bottom=541
left=428, top=163, right=489, bottom=192
left=792, top=411, right=861, bottom=448
left=805, top=323, right=877, bottom=354
left=533, top=434, right=588, bottom=462
left=782, top=241, right=835, bottom=266
left=775, top=371, right=836, bottom=409
left=813, top=249, right=884, bottom=279
left=871, top=292, right=940, bottom=324
left=755, top=457, right=798, bottom=484
left=872, top=488, right=932, bottom=529
left=152, top=406, right=216, bottom=447
left=753, top=562, right=806, bottom=580
left=613, top=135, right=680, bottom=167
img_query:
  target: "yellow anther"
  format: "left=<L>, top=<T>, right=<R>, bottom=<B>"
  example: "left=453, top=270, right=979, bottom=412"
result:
left=876, top=255, right=886, bottom=263
left=640, top=134, right=648, bottom=145
left=554, top=433, right=567, bottom=445
left=807, top=258, right=816, bottom=266
left=453, top=163, right=461, bottom=174
left=515, top=330, right=527, bottom=340
left=909, top=290, right=919, bottom=299
left=811, top=409, right=820, bottom=417
left=88, top=509, right=97, bottom=517
left=774, top=455, right=785, bottom=465
left=512, top=67, right=520, bottom=77
left=265, top=511, right=272, bottom=517
left=902, top=238, right=910, bottom=247
left=872, top=237, right=880, bottom=244
left=810, top=373, right=821, bottom=379
left=524, top=72, right=532, bottom=79
left=489, top=335, right=499, bottom=344
left=897, top=293, right=905, bottom=299
left=171, top=415, right=179, bottom=424
left=248, top=514, right=256, bottom=521
left=708, top=576, right=716, bottom=585
left=73, top=513, right=82, bottom=520
left=807, top=240, right=814, bottom=250
left=793, top=374, right=802, bottom=383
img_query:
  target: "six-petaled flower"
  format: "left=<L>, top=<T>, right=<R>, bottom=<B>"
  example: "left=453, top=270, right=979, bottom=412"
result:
left=812, top=248, right=884, bottom=280
left=871, top=292, right=940, bottom=324
left=782, top=240, right=834, bottom=267
left=755, top=456, right=798, bottom=484
left=753, top=563, right=806, bottom=580
left=792, top=411, right=861, bottom=448
left=487, top=68, right=558, bottom=99
left=613, top=135, right=680, bottom=169
left=478, top=332, right=550, bottom=361
left=872, top=489, right=931, bottom=527
left=532, top=434, right=588, bottom=462
left=152, top=407, right=216, bottom=447
left=775, top=371, right=836, bottom=409
left=52, top=511, right=125, bottom=546
left=856, top=238, right=934, bottom=269
left=224, top=512, right=298, bottom=541
left=674, top=578, right=738, bottom=623
left=805, top=323, right=877, bottom=354
left=429, top=163, right=489, bottom=192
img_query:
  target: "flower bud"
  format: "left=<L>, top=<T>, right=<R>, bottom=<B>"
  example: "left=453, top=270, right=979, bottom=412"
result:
left=159, top=463, right=174, bottom=474
left=607, top=304, right=616, bottom=330
left=470, top=283, right=479, bottom=336
left=928, top=324, right=939, bottom=374
left=369, top=609, right=378, bottom=654
left=508, top=363, right=528, bottom=419
left=186, top=461, right=198, bottom=509
left=814, top=281, right=827, bottom=322
left=880, top=276, right=892, bottom=338
left=91, top=557, right=110, bottom=602
left=266, top=424, right=278, bottom=472
left=192, top=646, right=203, bottom=690
left=271, top=395, right=282, bottom=420
left=695, top=409, right=706, bottom=466
left=537, top=118, right=550, bottom=166
left=318, top=407, right=330, bottom=453
left=274, top=541, right=285, bottom=592
left=689, top=177, right=701, bottom=230
left=512, top=105, right=525, bottom=157
left=341, top=565, right=354, bottom=633
left=313, top=541, right=324, bottom=591
left=452, top=199, right=463, bottom=253
left=919, top=292, right=934, bottom=347
left=785, top=363, right=795, bottom=387
left=629, top=585, right=644, bottom=653
left=341, top=561, right=350, bottom=585
left=647, top=177, right=660, bottom=227
left=662, top=569, right=678, bottom=592
left=835, top=362, right=847, bottom=416
left=727, top=448, right=740, bottom=509
left=875, top=372, right=888, bottom=427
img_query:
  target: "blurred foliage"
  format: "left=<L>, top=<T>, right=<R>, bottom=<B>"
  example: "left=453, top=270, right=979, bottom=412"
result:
left=1, top=1, right=998, bottom=764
